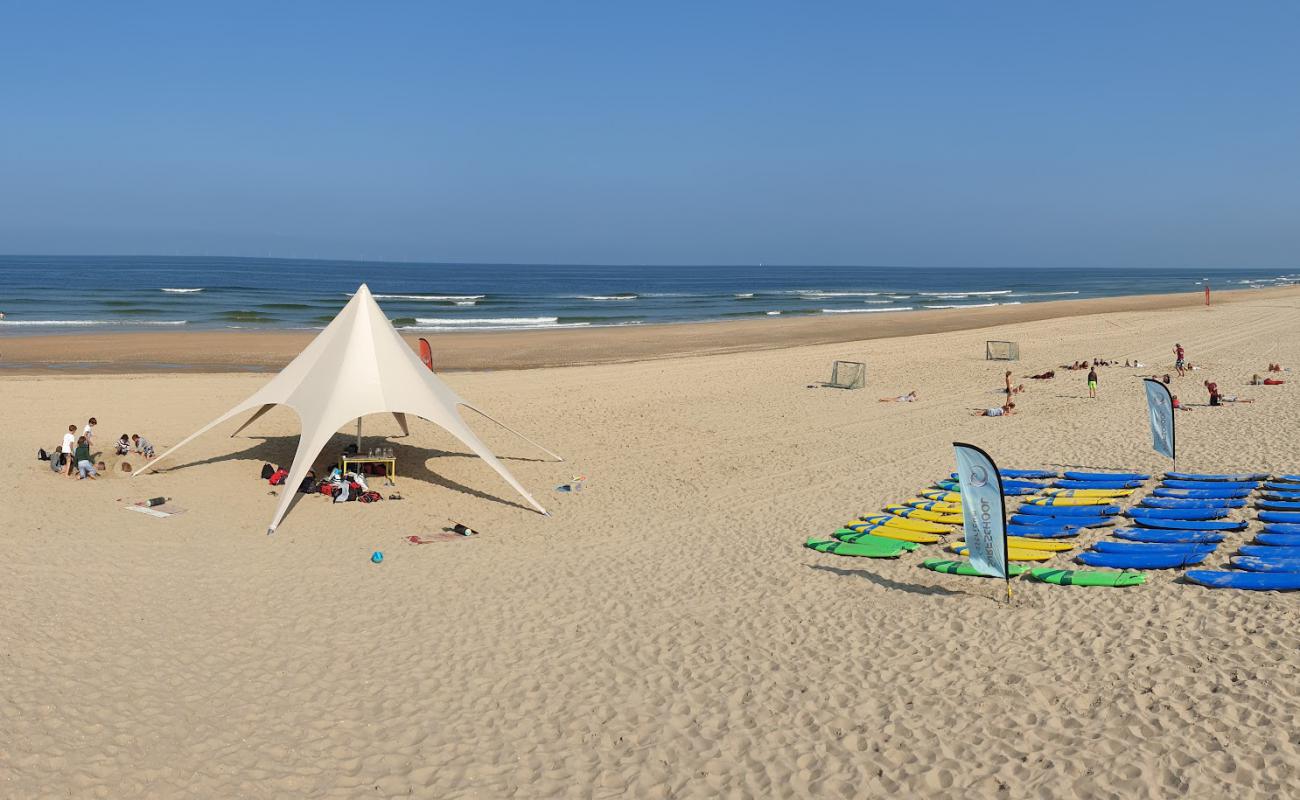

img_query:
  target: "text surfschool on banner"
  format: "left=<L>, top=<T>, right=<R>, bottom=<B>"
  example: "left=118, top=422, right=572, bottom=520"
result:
left=1143, top=379, right=1176, bottom=462
left=952, top=442, right=1009, bottom=581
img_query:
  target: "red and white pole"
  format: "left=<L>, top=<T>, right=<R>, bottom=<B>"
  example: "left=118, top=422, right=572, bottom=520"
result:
left=1204, top=280, right=1210, bottom=306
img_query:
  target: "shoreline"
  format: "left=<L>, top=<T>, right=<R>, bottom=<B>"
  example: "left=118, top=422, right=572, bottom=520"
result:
left=2, top=284, right=1297, bottom=373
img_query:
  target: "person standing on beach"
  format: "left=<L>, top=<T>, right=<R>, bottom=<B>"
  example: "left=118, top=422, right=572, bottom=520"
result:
left=1174, top=343, right=1186, bottom=377
left=1004, top=370, right=1013, bottom=396
left=83, top=417, right=97, bottom=449
left=1087, top=366, right=1098, bottom=399
left=61, top=424, right=77, bottom=476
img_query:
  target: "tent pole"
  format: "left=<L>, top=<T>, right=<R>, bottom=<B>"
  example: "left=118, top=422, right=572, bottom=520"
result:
left=356, top=418, right=362, bottom=453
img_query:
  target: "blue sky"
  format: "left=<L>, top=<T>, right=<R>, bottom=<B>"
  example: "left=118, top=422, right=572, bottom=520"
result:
left=2, top=1, right=1299, bottom=267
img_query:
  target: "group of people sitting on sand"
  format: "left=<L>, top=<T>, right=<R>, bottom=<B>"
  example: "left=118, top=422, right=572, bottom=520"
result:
left=46, top=417, right=155, bottom=480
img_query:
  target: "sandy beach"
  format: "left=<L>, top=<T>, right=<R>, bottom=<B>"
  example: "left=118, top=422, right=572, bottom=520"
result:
left=5, top=286, right=1300, bottom=798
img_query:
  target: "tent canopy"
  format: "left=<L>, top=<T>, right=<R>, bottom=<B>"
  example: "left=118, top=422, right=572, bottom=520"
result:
left=134, top=284, right=559, bottom=532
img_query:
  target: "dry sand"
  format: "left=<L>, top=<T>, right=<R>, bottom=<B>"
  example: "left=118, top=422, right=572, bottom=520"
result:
left=3, top=287, right=1300, bottom=798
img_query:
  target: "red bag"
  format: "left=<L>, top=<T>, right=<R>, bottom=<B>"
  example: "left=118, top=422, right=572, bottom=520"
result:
left=268, top=468, right=289, bottom=486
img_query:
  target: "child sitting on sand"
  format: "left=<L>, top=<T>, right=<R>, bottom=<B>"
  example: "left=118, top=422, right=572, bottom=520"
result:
left=131, top=434, right=155, bottom=458
left=115, top=434, right=131, bottom=455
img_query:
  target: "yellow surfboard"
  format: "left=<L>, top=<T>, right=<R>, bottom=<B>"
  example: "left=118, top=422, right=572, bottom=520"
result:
left=1039, top=488, right=1133, bottom=498
left=1023, top=496, right=1115, bottom=506
left=950, top=544, right=1053, bottom=562
left=903, top=498, right=963, bottom=514
left=858, top=514, right=951, bottom=534
left=1004, top=536, right=1074, bottom=552
left=919, top=490, right=963, bottom=504
left=883, top=505, right=964, bottom=524
left=845, top=522, right=942, bottom=544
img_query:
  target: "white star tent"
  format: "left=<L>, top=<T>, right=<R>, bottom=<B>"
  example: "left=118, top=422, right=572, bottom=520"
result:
left=134, top=284, right=559, bottom=533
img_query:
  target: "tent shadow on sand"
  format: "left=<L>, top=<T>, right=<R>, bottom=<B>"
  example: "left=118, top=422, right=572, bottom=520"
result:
left=146, top=428, right=547, bottom=513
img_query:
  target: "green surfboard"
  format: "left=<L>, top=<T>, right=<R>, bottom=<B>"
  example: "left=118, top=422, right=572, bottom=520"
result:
left=921, top=559, right=1029, bottom=577
left=832, top=529, right=920, bottom=550
left=1027, top=568, right=1146, bottom=587
left=805, top=537, right=908, bottom=558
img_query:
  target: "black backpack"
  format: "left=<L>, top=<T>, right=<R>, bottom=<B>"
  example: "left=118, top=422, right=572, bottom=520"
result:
left=37, top=448, right=50, bottom=461
left=260, top=463, right=275, bottom=480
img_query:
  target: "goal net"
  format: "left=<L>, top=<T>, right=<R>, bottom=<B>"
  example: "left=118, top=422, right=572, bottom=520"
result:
left=985, top=341, right=1019, bottom=361
left=826, top=360, right=866, bottom=389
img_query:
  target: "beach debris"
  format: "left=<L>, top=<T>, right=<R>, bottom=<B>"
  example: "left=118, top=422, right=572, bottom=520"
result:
left=124, top=501, right=186, bottom=518
left=370, top=551, right=384, bottom=563
left=448, top=520, right=479, bottom=537
left=555, top=475, right=587, bottom=493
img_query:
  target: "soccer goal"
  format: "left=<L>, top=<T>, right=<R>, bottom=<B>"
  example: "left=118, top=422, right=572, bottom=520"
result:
left=825, top=360, right=866, bottom=389
left=985, top=341, right=1020, bottom=361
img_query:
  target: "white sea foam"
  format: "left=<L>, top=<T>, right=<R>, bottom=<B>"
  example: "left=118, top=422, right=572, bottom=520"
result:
left=0, top=319, right=188, bottom=326
left=922, top=303, right=998, bottom=309
left=161, top=287, right=203, bottom=293
left=1006, top=290, right=1080, bottom=297
left=413, top=317, right=558, bottom=326
left=919, top=290, right=1011, bottom=297
left=734, top=293, right=756, bottom=298
left=366, top=293, right=486, bottom=301
left=798, top=291, right=880, bottom=298
left=454, top=301, right=476, bottom=306
left=821, top=307, right=912, bottom=314
left=577, top=294, right=638, bottom=301
left=766, top=310, right=781, bottom=315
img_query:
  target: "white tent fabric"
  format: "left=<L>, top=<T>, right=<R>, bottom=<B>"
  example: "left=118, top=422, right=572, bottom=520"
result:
left=133, top=284, right=558, bottom=532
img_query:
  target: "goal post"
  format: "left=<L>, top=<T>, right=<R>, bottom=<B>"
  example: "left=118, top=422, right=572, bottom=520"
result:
left=826, top=360, right=866, bottom=389
left=985, top=341, right=1019, bottom=361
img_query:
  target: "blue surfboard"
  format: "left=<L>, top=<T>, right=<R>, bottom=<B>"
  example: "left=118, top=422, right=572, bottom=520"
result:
left=1005, top=525, right=1082, bottom=539
left=1016, top=504, right=1120, bottom=517
left=1136, top=517, right=1246, bottom=532
left=1077, top=551, right=1208, bottom=569
left=1239, top=544, right=1300, bottom=557
left=1114, top=529, right=1225, bottom=544
left=1256, top=532, right=1300, bottom=546
left=1257, top=501, right=1300, bottom=512
left=1140, top=498, right=1245, bottom=509
left=1262, top=524, right=1300, bottom=536
left=1259, top=511, right=1300, bottom=524
left=1165, top=471, right=1270, bottom=482
left=1264, top=482, right=1300, bottom=491
left=1051, top=479, right=1144, bottom=490
left=1009, top=514, right=1114, bottom=528
left=1185, top=570, right=1300, bottom=591
left=1162, top=479, right=1258, bottom=490
left=1063, top=471, right=1150, bottom=482
left=1230, top=556, right=1300, bottom=573
left=1092, top=541, right=1217, bottom=555
left=1153, top=488, right=1252, bottom=499
left=1126, top=507, right=1230, bottom=521
left=1260, top=492, right=1300, bottom=502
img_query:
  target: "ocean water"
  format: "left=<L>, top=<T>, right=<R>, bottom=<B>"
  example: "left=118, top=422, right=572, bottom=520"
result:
left=0, top=255, right=1294, bottom=336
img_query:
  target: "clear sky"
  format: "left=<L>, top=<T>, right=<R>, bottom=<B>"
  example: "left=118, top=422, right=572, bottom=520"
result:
left=3, top=1, right=1299, bottom=267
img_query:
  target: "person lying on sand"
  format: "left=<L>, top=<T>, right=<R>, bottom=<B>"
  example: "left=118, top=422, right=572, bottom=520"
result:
left=879, top=390, right=919, bottom=403
left=973, top=401, right=1015, bottom=417
left=1205, top=380, right=1254, bottom=405
left=1251, top=374, right=1285, bottom=386
left=1026, top=370, right=1055, bottom=380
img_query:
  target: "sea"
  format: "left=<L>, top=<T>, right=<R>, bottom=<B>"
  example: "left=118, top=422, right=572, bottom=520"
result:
left=0, top=255, right=1295, bottom=336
